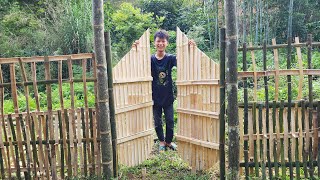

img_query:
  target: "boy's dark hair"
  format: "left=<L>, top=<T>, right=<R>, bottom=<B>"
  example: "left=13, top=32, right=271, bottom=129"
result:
left=154, top=30, right=169, bottom=41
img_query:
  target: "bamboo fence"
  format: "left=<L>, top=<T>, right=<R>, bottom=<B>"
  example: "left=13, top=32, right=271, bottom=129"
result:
left=0, top=29, right=153, bottom=179
left=238, top=36, right=320, bottom=179
left=176, top=27, right=220, bottom=171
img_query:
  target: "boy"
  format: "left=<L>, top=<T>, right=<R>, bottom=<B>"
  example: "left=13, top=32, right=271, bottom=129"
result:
left=134, top=30, right=194, bottom=152
left=151, top=30, right=177, bottom=151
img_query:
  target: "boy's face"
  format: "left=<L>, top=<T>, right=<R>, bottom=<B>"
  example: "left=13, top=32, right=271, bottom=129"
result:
left=154, top=37, right=168, bottom=53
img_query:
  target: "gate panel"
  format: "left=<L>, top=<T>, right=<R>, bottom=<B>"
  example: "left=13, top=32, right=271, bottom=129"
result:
left=112, top=29, right=154, bottom=167
left=176, top=27, right=220, bottom=171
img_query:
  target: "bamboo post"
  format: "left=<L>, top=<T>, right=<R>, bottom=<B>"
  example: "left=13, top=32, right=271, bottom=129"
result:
left=0, top=64, right=8, bottom=179
left=272, top=101, right=279, bottom=178
left=219, top=28, right=226, bottom=180
left=307, top=34, right=314, bottom=178
left=262, top=41, right=272, bottom=179
left=279, top=101, right=286, bottom=179
left=8, top=114, right=21, bottom=179
left=104, top=31, right=117, bottom=178
left=225, top=0, right=239, bottom=178
left=92, top=0, right=113, bottom=178
left=18, top=59, right=32, bottom=179
left=317, top=101, right=320, bottom=178
left=242, top=42, right=250, bottom=179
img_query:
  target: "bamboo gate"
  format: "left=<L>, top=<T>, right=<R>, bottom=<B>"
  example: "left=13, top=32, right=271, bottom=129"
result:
left=236, top=36, right=320, bottom=179
left=0, top=30, right=153, bottom=179
left=176, top=27, right=220, bottom=171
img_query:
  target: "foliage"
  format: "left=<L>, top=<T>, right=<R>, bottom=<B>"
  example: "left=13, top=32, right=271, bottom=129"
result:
left=138, top=0, right=184, bottom=31
left=0, top=2, right=46, bottom=57
left=110, top=2, right=161, bottom=61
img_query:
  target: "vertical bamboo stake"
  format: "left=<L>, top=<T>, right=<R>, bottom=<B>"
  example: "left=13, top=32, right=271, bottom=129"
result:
left=92, top=56, right=102, bottom=176
left=272, top=101, right=279, bottom=178
left=89, top=109, right=95, bottom=174
left=0, top=64, right=7, bottom=179
left=18, top=59, right=32, bottom=179
left=104, top=31, right=117, bottom=178
left=317, top=101, right=320, bottom=178
left=253, top=103, right=259, bottom=177
left=58, top=110, right=65, bottom=179
left=43, top=58, right=57, bottom=179
left=82, top=59, right=92, bottom=174
left=242, top=42, right=250, bottom=180
left=295, top=37, right=303, bottom=178
left=81, top=108, right=88, bottom=176
left=287, top=2, right=294, bottom=178
left=219, top=28, right=226, bottom=180
left=307, top=34, right=314, bottom=178
left=262, top=41, right=272, bottom=179
left=301, top=100, right=308, bottom=178
left=30, top=114, right=38, bottom=178
left=272, top=39, right=279, bottom=101
left=225, top=0, right=239, bottom=178
left=279, top=100, right=286, bottom=179
left=8, top=115, right=21, bottom=179
left=258, top=104, right=266, bottom=179
left=92, top=0, right=113, bottom=176
left=64, top=109, right=72, bottom=177
left=67, top=58, right=77, bottom=176
left=19, top=114, right=31, bottom=179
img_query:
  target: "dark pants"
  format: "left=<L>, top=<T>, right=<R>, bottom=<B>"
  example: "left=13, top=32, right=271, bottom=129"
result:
left=153, top=103, right=174, bottom=144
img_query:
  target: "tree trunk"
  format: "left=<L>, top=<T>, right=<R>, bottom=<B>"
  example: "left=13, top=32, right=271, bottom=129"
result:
left=214, top=0, right=219, bottom=49
left=225, top=0, right=239, bottom=179
left=254, top=0, right=259, bottom=44
left=92, top=0, right=113, bottom=178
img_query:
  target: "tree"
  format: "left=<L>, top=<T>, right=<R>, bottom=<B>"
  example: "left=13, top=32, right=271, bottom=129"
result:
left=225, top=0, right=239, bottom=179
left=110, top=2, right=160, bottom=60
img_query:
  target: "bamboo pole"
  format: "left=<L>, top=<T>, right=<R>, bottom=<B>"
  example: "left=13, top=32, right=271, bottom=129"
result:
left=272, top=101, right=279, bottom=178
left=0, top=64, right=8, bottom=179
left=219, top=28, right=226, bottom=180
left=242, top=42, right=250, bottom=179
left=92, top=0, right=113, bottom=178
left=286, top=34, right=294, bottom=180
left=262, top=41, right=271, bottom=179
left=8, top=115, right=21, bottom=179
left=317, top=101, right=320, bottom=178
left=104, top=31, right=117, bottom=178
left=225, top=0, right=239, bottom=178
left=307, top=34, right=314, bottom=178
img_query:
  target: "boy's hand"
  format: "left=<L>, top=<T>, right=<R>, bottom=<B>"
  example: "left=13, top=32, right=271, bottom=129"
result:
left=188, top=39, right=196, bottom=46
left=132, top=40, right=140, bottom=48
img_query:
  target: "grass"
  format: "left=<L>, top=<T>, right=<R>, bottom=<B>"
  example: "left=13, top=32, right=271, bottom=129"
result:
left=117, top=142, right=218, bottom=180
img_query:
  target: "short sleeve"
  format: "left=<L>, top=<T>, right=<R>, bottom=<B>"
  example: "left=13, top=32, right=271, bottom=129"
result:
left=172, top=55, right=177, bottom=67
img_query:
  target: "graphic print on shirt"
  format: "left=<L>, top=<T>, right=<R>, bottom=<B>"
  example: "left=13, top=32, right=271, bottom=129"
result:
left=157, top=67, right=169, bottom=86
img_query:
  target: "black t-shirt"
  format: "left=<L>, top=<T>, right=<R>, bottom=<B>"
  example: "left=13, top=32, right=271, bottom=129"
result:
left=151, top=54, right=177, bottom=107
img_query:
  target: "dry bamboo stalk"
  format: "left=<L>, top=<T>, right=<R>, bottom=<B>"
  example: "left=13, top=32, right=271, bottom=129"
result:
left=31, top=62, right=40, bottom=112
left=33, top=114, right=44, bottom=178
left=18, top=59, right=33, bottom=179
left=8, top=115, right=21, bottom=179
left=77, top=110, right=84, bottom=175
left=92, top=57, right=101, bottom=176
left=41, top=115, right=50, bottom=179
left=81, top=108, right=87, bottom=176
left=67, top=59, right=77, bottom=176
left=272, top=39, right=280, bottom=101
left=0, top=64, right=9, bottom=179
left=249, top=42, right=258, bottom=102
